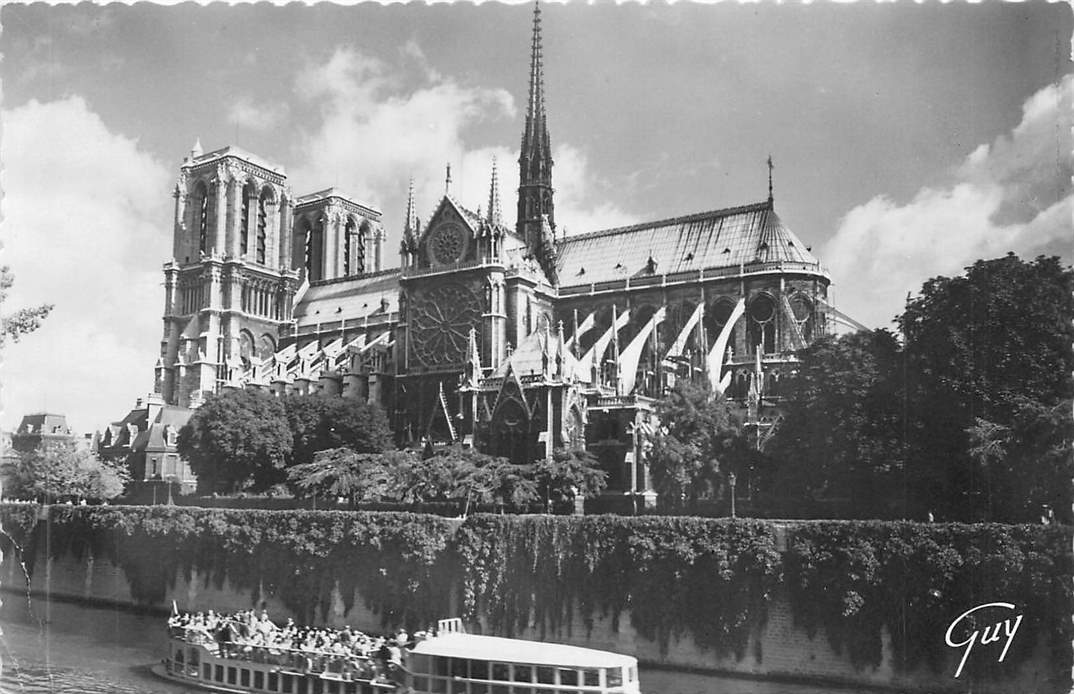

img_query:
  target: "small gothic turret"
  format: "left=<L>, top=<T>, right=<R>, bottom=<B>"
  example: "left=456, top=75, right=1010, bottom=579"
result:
left=400, top=178, right=420, bottom=266
left=487, top=157, right=503, bottom=226
left=517, top=0, right=555, bottom=276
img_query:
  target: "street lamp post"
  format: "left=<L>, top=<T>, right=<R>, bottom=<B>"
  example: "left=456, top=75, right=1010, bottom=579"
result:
left=728, top=472, right=737, bottom=519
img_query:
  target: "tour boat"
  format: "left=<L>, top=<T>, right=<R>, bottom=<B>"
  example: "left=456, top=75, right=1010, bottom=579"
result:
left=153, top=617, right=643, bottom=694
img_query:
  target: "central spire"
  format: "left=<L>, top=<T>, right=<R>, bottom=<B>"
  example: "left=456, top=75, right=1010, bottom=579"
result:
left=517, top=0, right=557, bottom=283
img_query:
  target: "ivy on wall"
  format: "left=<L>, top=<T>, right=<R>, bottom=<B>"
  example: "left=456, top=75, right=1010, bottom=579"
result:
left=0, top=504, right=1069, bottom=688
left=455, top=515, right=782, bottom=659
left=785, top=521, right=1073, bottom=685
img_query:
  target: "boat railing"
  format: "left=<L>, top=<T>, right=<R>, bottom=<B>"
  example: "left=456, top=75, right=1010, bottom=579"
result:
left=169, top=628, right=406, bottom=682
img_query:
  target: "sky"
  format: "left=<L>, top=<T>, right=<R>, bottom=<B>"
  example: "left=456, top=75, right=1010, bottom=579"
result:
left=1, top=1, right=1071, bottom=434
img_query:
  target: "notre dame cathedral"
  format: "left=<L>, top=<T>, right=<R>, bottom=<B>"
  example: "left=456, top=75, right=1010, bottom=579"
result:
left=153, top=5, right=839, bottom=503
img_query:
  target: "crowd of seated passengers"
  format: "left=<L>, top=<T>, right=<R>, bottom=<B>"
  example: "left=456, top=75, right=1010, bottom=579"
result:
left=169, top=609, right=432, bottom=679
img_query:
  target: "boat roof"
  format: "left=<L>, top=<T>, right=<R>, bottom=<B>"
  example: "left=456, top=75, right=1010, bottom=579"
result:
left=410, top=633, right=635, bottom=669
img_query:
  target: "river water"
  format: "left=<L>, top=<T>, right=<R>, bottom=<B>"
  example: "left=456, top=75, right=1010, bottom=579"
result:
left=0, top=597, right=859, bottom=694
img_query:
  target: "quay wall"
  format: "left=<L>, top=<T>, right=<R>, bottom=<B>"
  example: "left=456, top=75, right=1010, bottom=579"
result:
left=0, top=504, right=1068, bottom=694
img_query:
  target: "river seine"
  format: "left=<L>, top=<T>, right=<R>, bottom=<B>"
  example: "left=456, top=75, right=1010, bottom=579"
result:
left=0, top=598, right=852, bottom=694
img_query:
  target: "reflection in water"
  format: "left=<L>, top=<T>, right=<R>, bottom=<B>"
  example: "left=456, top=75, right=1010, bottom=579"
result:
left=0, top=597, right=867, bottom=694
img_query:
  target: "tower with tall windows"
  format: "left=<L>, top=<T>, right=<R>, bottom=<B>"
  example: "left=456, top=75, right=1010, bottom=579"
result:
left=157, top=145, right=300, bottom=408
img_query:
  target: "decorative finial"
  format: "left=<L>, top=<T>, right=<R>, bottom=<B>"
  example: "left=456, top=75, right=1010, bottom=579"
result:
left=487, top=156, right=502, bottom=225
left=767, top=154, right=774, bottom=204
left=404, top=177, right=418, bottom=237
left=445, top=163, right=452, bottom=195
left=191, top=138, right=203, bottom=159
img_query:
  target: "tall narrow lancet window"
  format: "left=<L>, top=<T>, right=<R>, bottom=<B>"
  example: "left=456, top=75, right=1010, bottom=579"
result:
left=307, top=218, right=324, bottom=282
left=344, top=218, right=356, bottom=276
left=256, top=188, right=269, bottom=265
left=240, top=187, right=251, bottom=257
left=358, top=221, right=371, bottom=274
left=196, top=181, right=209, bottom=254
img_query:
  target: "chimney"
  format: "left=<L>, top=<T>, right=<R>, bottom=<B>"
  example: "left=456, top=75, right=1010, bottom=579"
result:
left=146, top=392, right=165, bottom=424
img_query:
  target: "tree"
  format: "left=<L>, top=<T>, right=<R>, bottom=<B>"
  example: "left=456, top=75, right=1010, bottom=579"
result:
left=766, top=329, right=907, bottom=517
left=532, top=448, right=608, bottom=509
left=287, top=448, right=412, bottom=503
left=649, top=379, right=746, bottom=508
left=283, top=394, right=392, bottom=467
left=177, top=389, right=292, bottom=494
left=3, top=445, right=129, bottom=502
left=899, top=254, right=1074, bottom=521
left=397, top=445, right=538, bottom=510
left=0, top=266, right=53, bottom=345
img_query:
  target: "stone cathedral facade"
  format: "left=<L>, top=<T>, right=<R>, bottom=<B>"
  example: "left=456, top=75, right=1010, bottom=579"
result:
left=153, top=5, right=838, bottom=502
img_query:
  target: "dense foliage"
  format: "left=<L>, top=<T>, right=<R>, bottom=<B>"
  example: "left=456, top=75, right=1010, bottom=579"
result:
left=899, top=254, right=1074, bottom=522
left=177, top=389, right=292, bottom=494
left=283, top=394, right=392, bottom=467
left=2, top=445, right=129, bottom=502
left=0, top=503, right=1068, bottom=686
left=786, top=521, right=1072, bottom=686
left=762, top=254, right=1073, bottom=523
left=532, top=448, right=608, bottom=509
left=455, top=514, right=781, bottom=659
left=649, top=380, right=749, bottom=508
left=766, top=330, right=906, bottom=516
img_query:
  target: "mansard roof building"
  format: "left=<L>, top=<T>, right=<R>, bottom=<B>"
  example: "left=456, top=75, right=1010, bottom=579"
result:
left=153, top=4, right=840, bottom=504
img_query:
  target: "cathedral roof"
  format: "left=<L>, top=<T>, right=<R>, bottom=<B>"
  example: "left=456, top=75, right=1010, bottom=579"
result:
left=293, top=269, right=401, bottom=328
left=554, top=200, right=822, bottom=287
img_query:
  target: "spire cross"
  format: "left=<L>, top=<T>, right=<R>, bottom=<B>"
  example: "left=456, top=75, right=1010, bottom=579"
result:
left=445, top=163, right=452, bottom=195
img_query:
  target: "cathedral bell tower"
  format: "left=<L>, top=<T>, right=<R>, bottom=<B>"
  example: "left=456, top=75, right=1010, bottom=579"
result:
left=157, top=144, right=300, bottom=408
left=516, top=1, right=558, bottom=285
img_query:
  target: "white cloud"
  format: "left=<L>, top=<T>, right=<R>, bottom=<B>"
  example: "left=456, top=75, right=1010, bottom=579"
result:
left=227, top=97, right=289, bottom=133
left=1, top=96, right=171, bottom=433
left=824, top=76, right=1073, bottom=330
left=287, top=47, right=635, bottom=242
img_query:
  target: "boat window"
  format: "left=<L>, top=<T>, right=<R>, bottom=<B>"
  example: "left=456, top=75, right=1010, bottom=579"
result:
left=513, top=687, right=534, bottom=694
left=215, top=664, right=224, bottom=682
left=431, top=678, right=448, bottom=693
left=413, top=676, right=428, bottom=691
left=202, top=663, right=211, bottom=680
left=470, top=659, right=489, bottom=679
left=228, top=666, right=237, bottom=685
left=537, top=667, right=554, bottom=684
left=312, top=678, right=324, bottom=694
left=558, top=668, right=578, bottom=686
left=451, top=658, right=469, bottom=678
left=451, top=682, right=467, bottom=694
left=583, top=669, right=600, bottom=687
left=492, top=663, right=510, bottom=681
left=435, top=657, right=451, bottom=676
left=490, top=685, right=509, bottom=694
left=512, top=665, right=532, bottom=682
left=327, top=681, right=339, bottom=694
left=282, top=673, right=294, bottom=693
left=607, top=668, right=622, bottom=687
left=471, top=683, right=488, bottom=694
left=410, top=654, right=431, bottom=673
left=344, top=683, right=359, bottom=694
left=241, top=669, right=251, bottom=687
left=189, top=648, right=200, bottom=666
left=268, top=672, right=279, bottom=691
left=255, top=671, right=265, bottom=690
left=174, top=648, right=185, bottom=664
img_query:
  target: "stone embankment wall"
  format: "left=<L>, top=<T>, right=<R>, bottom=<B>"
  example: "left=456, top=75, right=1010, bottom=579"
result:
left=0, top=505, right=1067, bottom=694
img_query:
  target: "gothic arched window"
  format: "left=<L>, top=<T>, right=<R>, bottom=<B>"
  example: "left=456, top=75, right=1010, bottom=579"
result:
left=306, top=217, right=324, bottom=282
left=748, top=294, right=776, bottom=355
left=257, top=187, right=272, bottom=265
left=241, top=181, right=257, bottom=257
left=195, top=181, right=209, bottom=254
left=344, top=218, right=357, bottom=276
left=359, top=221, right=371, bottom=274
